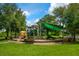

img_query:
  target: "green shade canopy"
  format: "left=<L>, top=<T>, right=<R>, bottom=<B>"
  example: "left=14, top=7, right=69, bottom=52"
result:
left=42, top=23, right=63, bottom=31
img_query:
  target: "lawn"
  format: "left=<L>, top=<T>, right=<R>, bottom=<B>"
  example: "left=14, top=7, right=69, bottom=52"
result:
left=0, top=42, right=79, bottom=56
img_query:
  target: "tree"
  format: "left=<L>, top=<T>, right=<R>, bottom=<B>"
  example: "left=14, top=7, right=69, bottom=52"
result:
left=63, top=3, right=79, bottom=41
left=0, top=3, right=26, bottom=39
left=53, top=6, right=65, bottom=17
left=1, top=3, right=17, bottom=39
left=14, top=9, right=26, bottom=37
left=41, top=14, right=56, bottom=24
left=53, top=6, right=66, bottom=26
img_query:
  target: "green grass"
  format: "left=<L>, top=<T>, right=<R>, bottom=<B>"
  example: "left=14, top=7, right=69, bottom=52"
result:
left=0, top=42, right=79, bottom=56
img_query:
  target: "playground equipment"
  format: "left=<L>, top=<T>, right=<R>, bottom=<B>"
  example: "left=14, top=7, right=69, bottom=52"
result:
left=41, top=22, right=64, bottom=39
left=41, top=18, right=65, bottom=31
left=42, top=22, right=63, bottom=31
left=42, top=22, right=73, bottom=42
left=20, top=31, right=26, bottom=38
left=18, top=31, right=27, bottom=42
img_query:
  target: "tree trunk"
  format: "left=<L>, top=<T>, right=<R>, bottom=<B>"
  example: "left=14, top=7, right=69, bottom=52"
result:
left=39, top=24, right=41, bottom=37
left=72, top=32, right=76, bottom=42
left=10, top=30, right=13, bottom=40
left=6, top=30, right=9, bottom=39
left=73, top=32, right=76, bottom=42
left=9, top=26, right=11, bottom=40
left=46, top=29, right=49, bottom=39
left=15, top=31, right=17, bottom=38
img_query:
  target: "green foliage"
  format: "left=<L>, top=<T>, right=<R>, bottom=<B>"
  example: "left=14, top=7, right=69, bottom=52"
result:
left=53, top=6, right=65, bottom=17
left=64, top=3, right=79, bottom=32
left=63, top=4, right=79, bottom=41
left=0, top=3, right=26, bottom=38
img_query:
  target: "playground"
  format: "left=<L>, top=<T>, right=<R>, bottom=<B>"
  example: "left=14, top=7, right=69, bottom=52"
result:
left=0, top=3, right=79, bottom=56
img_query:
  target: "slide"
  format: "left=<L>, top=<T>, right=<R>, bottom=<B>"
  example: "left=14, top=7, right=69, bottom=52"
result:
left=42, top=22, right=63, bottom=31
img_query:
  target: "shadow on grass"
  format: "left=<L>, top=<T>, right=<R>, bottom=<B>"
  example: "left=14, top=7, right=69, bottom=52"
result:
left=0, top=39, right=7, bottom=41
left=72, top=41, right=79, bottom=44
left=63, top=41, right=79, bottom=44
left=24, top=41, right=34, bottom=44
left=0, top=37, right=7, bottom=41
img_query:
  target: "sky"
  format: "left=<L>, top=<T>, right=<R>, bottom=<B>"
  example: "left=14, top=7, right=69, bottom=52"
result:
left=17, top=3, right=68, bottom=26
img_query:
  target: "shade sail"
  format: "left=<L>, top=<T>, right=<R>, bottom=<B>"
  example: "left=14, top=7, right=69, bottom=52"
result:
left=42, top=23, right=63, bottom=31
